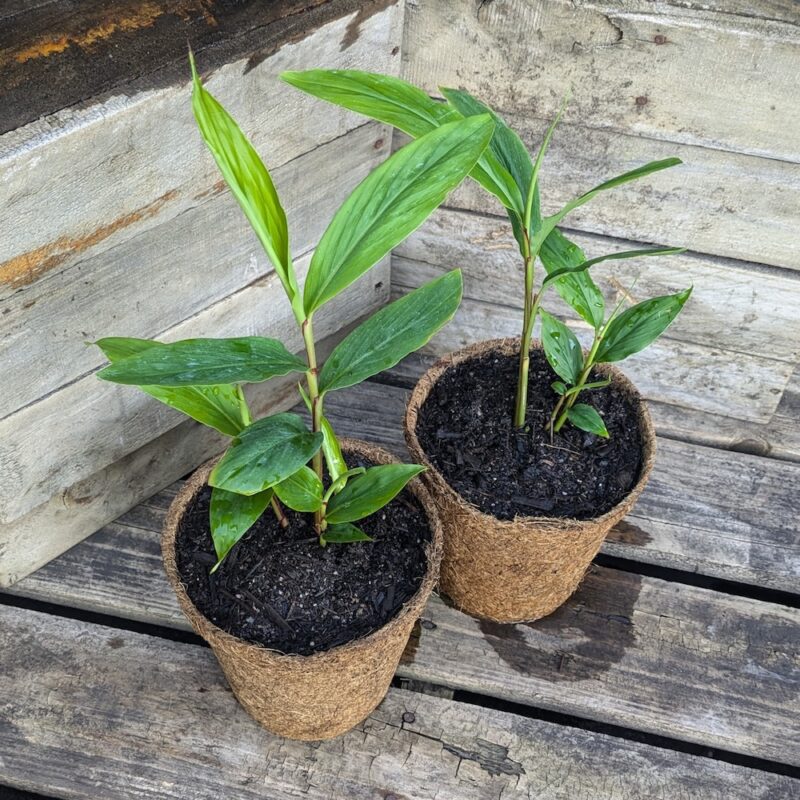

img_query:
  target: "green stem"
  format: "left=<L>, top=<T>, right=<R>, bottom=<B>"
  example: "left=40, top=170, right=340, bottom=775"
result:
left=514, top=232, right=535, bottom=428
left=552, top=333, right=603, bottom=433
left=301, top=316, right=326, bottom=535
left=270, top=496, right=289, bottom=528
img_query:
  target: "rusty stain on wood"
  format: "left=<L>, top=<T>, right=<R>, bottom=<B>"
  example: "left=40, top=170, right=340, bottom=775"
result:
left=0, top=190, right=177, bottom=291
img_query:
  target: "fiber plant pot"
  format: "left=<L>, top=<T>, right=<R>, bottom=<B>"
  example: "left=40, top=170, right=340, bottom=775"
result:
left=404, top=338, right=655, bottom=624
left=162, top=438, right=442, bottom=741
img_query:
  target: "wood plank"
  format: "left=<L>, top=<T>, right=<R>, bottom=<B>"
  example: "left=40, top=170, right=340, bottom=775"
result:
left=437, top=113, right=800, bottom=271
left=403, top=0, right=800, bottom=161
left=0, top=1, right=401, bottom=298
left=0, top=267, right=388, bottom=583
left=395, top=208, right=800, bottom=363
left=9, top=508, right=800, bottom=765
left=3, top=606, right=794, bottom=800
left=0, top=123, right=389, bottom=420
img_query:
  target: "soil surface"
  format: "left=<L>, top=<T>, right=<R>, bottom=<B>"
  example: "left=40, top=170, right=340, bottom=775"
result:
left=176, top=457, right=431, bottom=656
left=415, top=348, right=645, bottom=521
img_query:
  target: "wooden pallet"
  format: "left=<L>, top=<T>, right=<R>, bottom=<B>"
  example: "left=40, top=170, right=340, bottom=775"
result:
left=2, top=363, right=798, bottom=799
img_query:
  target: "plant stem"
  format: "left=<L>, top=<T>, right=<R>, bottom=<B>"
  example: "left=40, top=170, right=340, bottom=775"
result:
left=270, top=496, right=289, bottom=528
left=301, top=316, right=326, bottom=534
left=552, top=333, right=602, bottom=433
left=514, top=231, right=535, bottom=428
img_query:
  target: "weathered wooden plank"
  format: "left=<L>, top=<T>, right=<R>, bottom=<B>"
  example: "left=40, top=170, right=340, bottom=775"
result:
left=391, top=286, right=791, bottom=426
left=9, top=510, right=799, bottom=764
left=0, top=122, right=389, bottom=420
left=436, top=113, right=800, bottom=271
left=3, top=606, right=794, bottom=800
left=403, top=0, right=800, bottom=161
left=395, top=208, right=800, bottom=363
left=0, top=1, right=401, bottom=298
left=0, top=266, right=388, bottom=582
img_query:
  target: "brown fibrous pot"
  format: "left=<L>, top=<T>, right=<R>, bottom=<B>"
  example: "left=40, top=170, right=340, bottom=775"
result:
left=404, top=338, right=655, bottom=624
left=162, top=438, right=443, bottom=741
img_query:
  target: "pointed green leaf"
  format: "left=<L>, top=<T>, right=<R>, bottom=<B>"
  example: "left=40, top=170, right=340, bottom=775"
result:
left=95, top=337, right=248, bottom=436
left=551, top=380, right=567, bottom=395
left=525, top=96, right=567, bottom=229
left=304, top=115, right=493, bottom=314
left=281, top=69, right=520, bottom=214
left=325, top=467, right=366, bottom=499
left=567, top=404, right=609, bottom=438
left=325, top=464, right=425, bottom=524
left=298, top=384, right=347, bottom=482
left=596, top=287, right=692, bottom=363
left=97, top=336, right=307, bottom=386
left=540, top=229, right=606, bottom=330
left=190, top=54, right=298, bottom=303
left=540, top=310, right=583, bottom=385
left=210, top=413, right=323, bottom=496
left=210, top=486, right=273, bottom=569
left=274, top=465, right=323, bottom=512
left=321, top=522, right=373, bottom=545
left=319, top=270, right=463, bottom=394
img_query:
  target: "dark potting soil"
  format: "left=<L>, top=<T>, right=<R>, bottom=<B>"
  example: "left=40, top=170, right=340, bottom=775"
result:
left=175, top=457, right=431, bottom=656
left=416, top=348, right=645, bottom=521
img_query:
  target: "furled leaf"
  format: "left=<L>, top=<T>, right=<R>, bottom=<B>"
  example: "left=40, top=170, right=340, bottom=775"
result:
left=210, top=486, right=273, bottom=569
left=540, top=311, right=583, bottom=385
left=319, top=270, right=463, bottom=394
left=595, top=287, right=692, bottom=363
left=210, top=413, right=323, bottom=496
left=325, top=467, right=366, bottom=498
left=95, top=337, right=248, bottom=436
left=542, top=245, right=686, bottom=287
left=298, top=384, right=348, bottom=482
left=281, top=69, right=520, bottom=214
left=325, top=464, right=425, bottom=524
left=567, top=404, right=609, bottom=438
left=321, top=522, right=373, bottom=545
left=441, top=88, right=529, bottom=214
left=274, top=465, right=323, bottom=512
left=303, top=115, right=493, bottom=314
left=540, top=229, right=605, bottom=330
left=190, top=54, right=299, bottom=305
left=97, top=337, right=307, bottom=386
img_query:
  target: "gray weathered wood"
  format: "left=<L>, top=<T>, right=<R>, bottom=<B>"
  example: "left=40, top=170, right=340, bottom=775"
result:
left=3, top=605, right=795, bottom=800
left=403, top=0, right=800, bottom=161
left=0, top=122, right=389, bottom=419
left=0, top=4, right=401, bottom=297
left=0, top=270, right=388, bottom=585
left=9, top=507, right=800, bottom=764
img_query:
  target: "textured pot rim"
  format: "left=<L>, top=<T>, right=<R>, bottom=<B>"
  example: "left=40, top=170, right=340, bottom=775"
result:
left=404, top=337, right=656, bottom=534
left=162, top=436, right=443, bottom=666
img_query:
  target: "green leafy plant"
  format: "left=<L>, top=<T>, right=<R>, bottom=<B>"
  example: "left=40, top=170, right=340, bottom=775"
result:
left=282, top=71, right=691, bottom=436
left=95, top=55, right=494, bottom=569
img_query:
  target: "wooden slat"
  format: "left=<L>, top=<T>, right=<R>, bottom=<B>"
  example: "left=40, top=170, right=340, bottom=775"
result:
left=3, top=606, right=795, bottom=800
left=403, top=0, right=800, bottom=161
left=0, top=271, right=388, bottom=585
left=0, top=122, right=388, bottom=420
left=9, top=504, right=800, bottom=765
left=0, top=3, right=401, bottom=297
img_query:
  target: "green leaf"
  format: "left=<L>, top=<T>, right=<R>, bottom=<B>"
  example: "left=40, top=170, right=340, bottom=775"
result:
left=325, top=464, right=425, bottom=524
left=325, top=467, right=366, bottom=499
left=525, top=95, right=567, bottom=229
left=210, top=486, right=273, bottom=569
left=542, top=245, right=686, bottom=287
left=304, top=115, right=494, bottom=314
left=540, top=229, right=605, bottom=330
left=274, top=465, right=323, bottom=512
left=540, top=310, right=583, bottom=385
left=595, top=287, right=692, bottom=363
left=551, top=380, right=567, bottom=395
left=319, top=270, right=463, bottom=393
left=190, top=54, right=299, bottom=305
left=97, top=336, right=307, bottom=386
left=541, top=158, right=682, bottom=241
left=321, top=522, right=373, bottom=545
left=441, top=88, right=530, bottom=214
left=95, top=337, right=248, bottom=436
left=564, top=378, right=610, bottom=397
left=210, top=412, right=323, bottom=496
left=281, top=69, right=520, bottom=214
left=298, top=384, right=347, bottom=482
left=567, top=404, right=609, bottom=438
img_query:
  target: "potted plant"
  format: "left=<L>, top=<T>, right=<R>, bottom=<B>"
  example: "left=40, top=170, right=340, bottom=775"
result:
left=283, top=70, right=691, bottom=622
left=94, top=55, right=495, bottom=739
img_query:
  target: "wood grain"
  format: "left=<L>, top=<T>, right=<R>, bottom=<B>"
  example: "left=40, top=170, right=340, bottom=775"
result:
left=0, top=122, right=389, bottom=420
left=403, top=0, right=800, bottom=161
left=3, top=604, right=795, bottom=799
